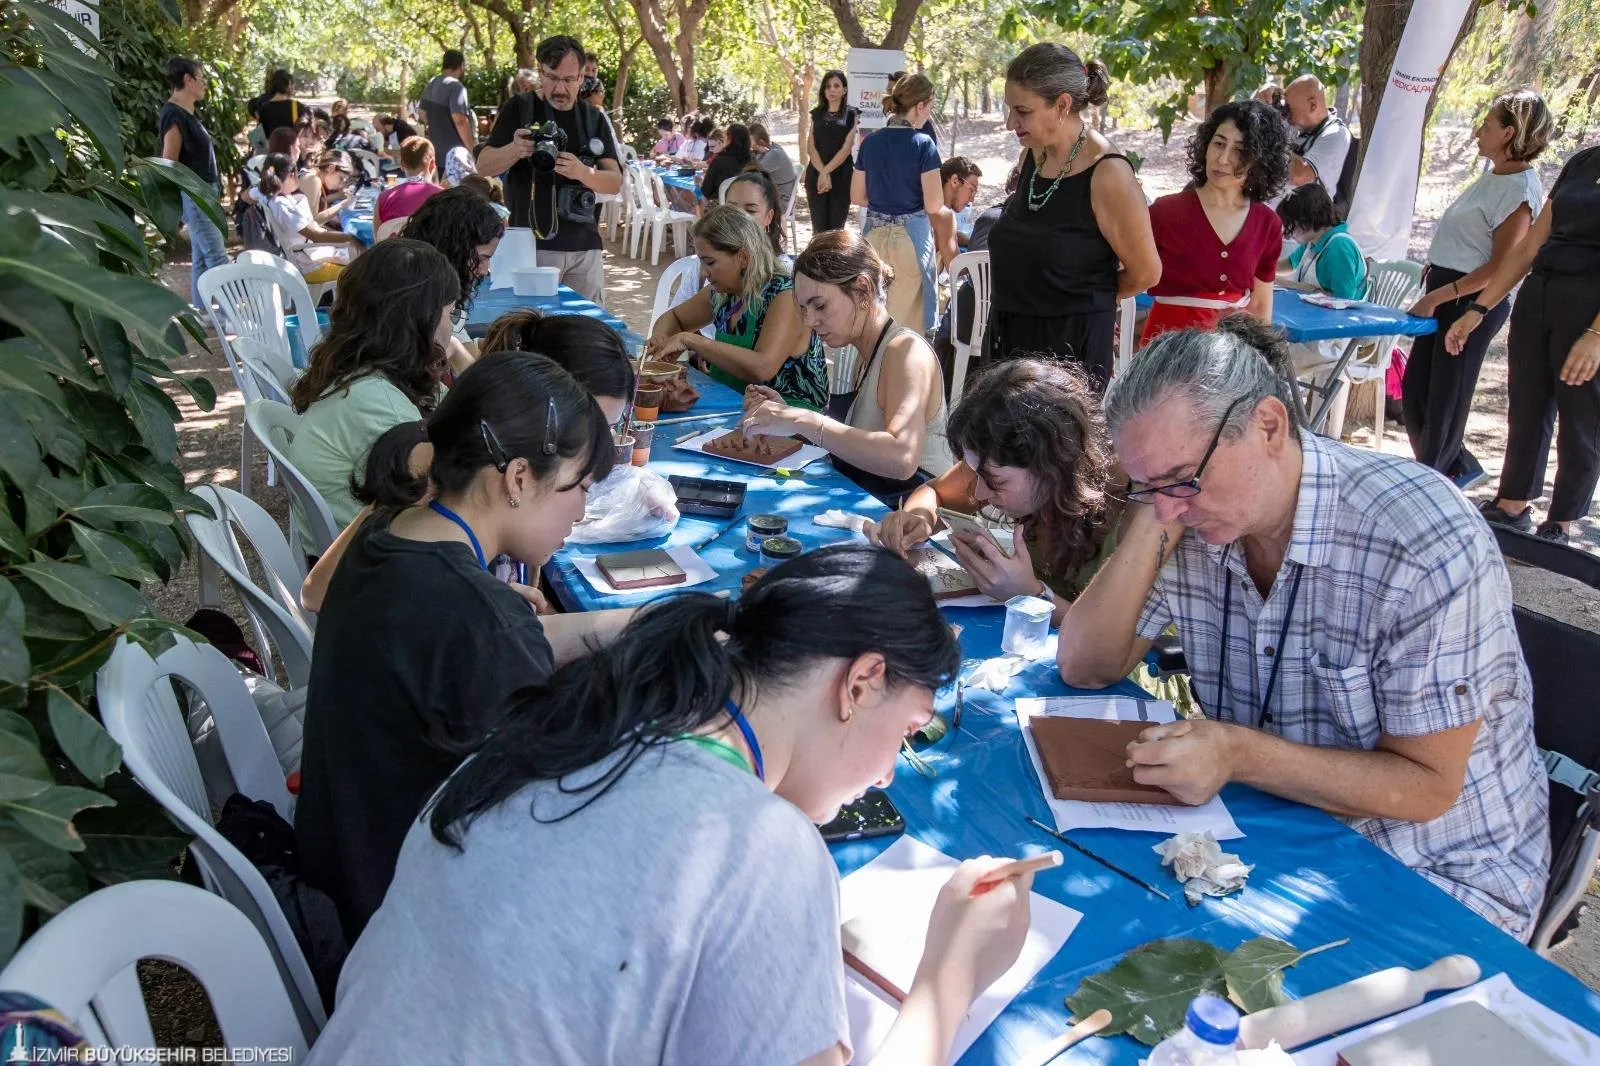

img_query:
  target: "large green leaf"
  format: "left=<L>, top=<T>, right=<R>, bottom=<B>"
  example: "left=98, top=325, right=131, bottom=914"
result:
left=0, top=244, right=184, bottom=344
left=0, top=509, right=24, bottom=558
left=0, top=348, right=66, bottom=407
left=1, top=784, right=115, bottom=852
left=134, top=357, right=216, bottom=412
left=74, top=789, right=189, bottom=884
left=0, top=579, right=27, bottom=686
left=0, top=822, right=88, bottom=915
left=0, top=279, right=87, bottom=381
left=1221, top=936, right=1346, bottom=1015
left=75, top=311, right=133, bottom=397
left=135, top=157, right=227, bottom=235
left=13, top=579, right=94, bottom=643
left=13, top=558, right=152, bottom=630
left=0, top=83, right=63, bottom=141
left=126, top=378, right=179, bottom=463
left=69, top=522, right=157, bottom=584
left=0, top=395, right=42, bottom=491
left=44, top=688, right=121, bottom=788
left=1066, top=939, right=1228, bottom=1046
left=0, top=65, right=122, bottom=174
left=57, top=386, right=131, bottom=458
left=0, top=731, right=52, bottom=787
left=70, top=484, right=176, bottom=530
left=0, top=845, right=22, bottom=961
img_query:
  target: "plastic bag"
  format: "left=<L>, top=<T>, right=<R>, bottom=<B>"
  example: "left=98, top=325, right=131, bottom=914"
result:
left=566, top=465, right=680, bottom=544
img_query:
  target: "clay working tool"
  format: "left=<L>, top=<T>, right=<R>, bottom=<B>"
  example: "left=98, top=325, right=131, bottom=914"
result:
left=1019, top=1009, right=1114, bottom=1066
left=1236, top=954, right=1481, bottom=1051
left=1023, top=816, right=1171, bottom=901
left=656, top=412, right=738, bottom=428
left=969, top=851, right=1062, bottom=896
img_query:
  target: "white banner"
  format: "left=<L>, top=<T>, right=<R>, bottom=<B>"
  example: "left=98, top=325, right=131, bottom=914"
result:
left=845, top=48, right=905, bottom=130
left=49, top=0, right=99, bottom=54
left=1345, top=0, right=1475, bottom=262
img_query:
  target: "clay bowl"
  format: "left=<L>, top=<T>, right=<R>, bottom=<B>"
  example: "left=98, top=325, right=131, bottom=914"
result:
left=640, top=360, right=686, bottom=384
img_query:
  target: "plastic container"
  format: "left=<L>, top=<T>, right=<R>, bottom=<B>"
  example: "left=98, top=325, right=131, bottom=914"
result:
left=490, top=226, right=536, bottom=284
left=630, top=422, right=654, bottom=467
left=1001, top=594, right=1053, bottom=656
left=612, top=433, right=635, bottom=467
left=634, top=383, right=663, bottom=422
left=512, top=266, right=559, bottom=297
left=1147, top=995, right=1240, bottom=1066
left=746, top=514, right=787, bottom=553
left=284, top=309, right=330, bottom=370
left=759, top=535, right=803, bottom=568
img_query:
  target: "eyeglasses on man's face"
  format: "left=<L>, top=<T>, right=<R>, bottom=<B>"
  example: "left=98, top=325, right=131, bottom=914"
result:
left=1124, top=395, right=1251, bottom=503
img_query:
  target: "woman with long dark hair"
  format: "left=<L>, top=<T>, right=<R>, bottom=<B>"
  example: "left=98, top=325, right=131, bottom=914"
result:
left=306, top=543, right=1036, bottom=1063
left=287, top=239, right=456, bottom=529
left=401, top=186, right=506, bottom=377
left=700, top=122, right=754, bottom=207
left=722, top=168, right=787, bottom=262
left=870, top=358, right=1119, bottom=620
left=804, top=70, right=858, bottom=233
left=296, top=351, right=635, bottom=943
left=1141, top=100, right=1289, bottom=344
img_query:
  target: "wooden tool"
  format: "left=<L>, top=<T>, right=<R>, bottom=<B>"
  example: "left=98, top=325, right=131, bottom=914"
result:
left=1237, top=954, right=1481, bottom=1051
left=1020, top=1009, right=1113, bottom=1066
left=969, top=851, right=1062, bottom=896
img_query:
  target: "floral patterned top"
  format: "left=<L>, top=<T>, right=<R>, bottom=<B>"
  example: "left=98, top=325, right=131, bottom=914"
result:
left=706, top=274, right=828, bottom=410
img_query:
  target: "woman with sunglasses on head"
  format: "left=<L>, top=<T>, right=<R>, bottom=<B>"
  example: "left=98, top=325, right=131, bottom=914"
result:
left=296, top=351, right=637, bottom=944
left=868, top=358, right=1119, bottom=622
left=401, top=186, right=506, bottom=378
left=304, top=544, right=1035, bottom=1065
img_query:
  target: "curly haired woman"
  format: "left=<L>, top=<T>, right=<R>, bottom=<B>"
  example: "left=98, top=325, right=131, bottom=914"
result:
left=1141, top=100, right=1290, bottom=344
left=867, top=357, right=1119, bottom=621
left=399, top=186, right=506, bottom=378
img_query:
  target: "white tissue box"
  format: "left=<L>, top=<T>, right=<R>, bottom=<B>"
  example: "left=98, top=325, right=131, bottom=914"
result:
left=512, top=267, right=559, bottom=297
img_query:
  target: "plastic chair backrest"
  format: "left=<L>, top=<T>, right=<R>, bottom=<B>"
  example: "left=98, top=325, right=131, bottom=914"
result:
left=242, top=400, right=341, bottom=558
left=194, top=484, right=312, bottom=632
left=1345, top=258, right=1425, bottom=377
left=197, top=260, right=316, bottom=391
left=651, top=256, right=703, bottom=333
left=346, top=148, right=381, bottom=183
left=947, top=250, right=992, bottom=405
left=0, top=881, right=308, bottom=1057
left=95, top=638, right=325, bottom=1041
left=374, top=215, right=409, bottom=242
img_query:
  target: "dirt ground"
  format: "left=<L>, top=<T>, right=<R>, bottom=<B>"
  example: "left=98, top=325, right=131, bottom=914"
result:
left=143, top=109, right=1600, bottom=1009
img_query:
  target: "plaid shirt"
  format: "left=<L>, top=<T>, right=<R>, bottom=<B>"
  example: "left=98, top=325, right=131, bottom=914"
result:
left=1138, top=432, right=1548, bottom=940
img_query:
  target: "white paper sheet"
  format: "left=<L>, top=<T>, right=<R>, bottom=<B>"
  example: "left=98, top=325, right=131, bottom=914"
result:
left=840, top=836, right=1082, bottom=1065
left=672, top=426, right=828, bottom=470
left=1016, top=695, right=1178, bottom=724
left=571, top=545, right=716, bottom=596
left=1015, top=698, right=1243, bottom=840
left=1293, top=972, right=1600, bottom=1065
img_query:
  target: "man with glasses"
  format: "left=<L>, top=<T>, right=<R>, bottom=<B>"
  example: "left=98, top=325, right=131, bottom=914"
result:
left=477, top=35, right=621, bottom=303
left=1057, top=317, right=1548, bottom=942
left=933, top=156, right=983, bottom=266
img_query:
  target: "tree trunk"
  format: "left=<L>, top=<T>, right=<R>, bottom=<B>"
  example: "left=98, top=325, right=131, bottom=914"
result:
left=673, top=0, right=711, bottom=113
left=1555, top=50, right=1600, bottom=138
left=1359, top=0, right=1482, bottom=166
left=1334, top=79, right=1350, bottom=117
left=981, top=80, right=990, bottom=114
left=1506, top=0, right=1560, bottom=89
left=1202, top=62, right=1229, bottom=116
left=823, top=0, right=924, bottom=49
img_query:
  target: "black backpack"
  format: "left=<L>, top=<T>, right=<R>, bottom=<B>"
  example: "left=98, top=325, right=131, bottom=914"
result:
left=1333, top=133, right=1361, bottom=218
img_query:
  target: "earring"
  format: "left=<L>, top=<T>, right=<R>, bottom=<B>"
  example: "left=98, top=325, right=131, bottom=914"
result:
left=508, top=495, right=521, bottom=508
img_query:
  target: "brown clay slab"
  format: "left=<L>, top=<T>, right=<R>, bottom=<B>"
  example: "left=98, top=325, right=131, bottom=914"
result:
left=1030, top=717, right=1182, bottom=806
left=701, top=430, right=804, bottom=465
left=596, top=549, right=688, bottom=590
left=905, top=546, right=980, bottom=601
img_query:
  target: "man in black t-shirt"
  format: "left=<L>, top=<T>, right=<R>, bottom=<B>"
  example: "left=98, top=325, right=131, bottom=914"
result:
left=477, top=35, right=621, bottom=303
left=158, top=56, right=226, bottom=310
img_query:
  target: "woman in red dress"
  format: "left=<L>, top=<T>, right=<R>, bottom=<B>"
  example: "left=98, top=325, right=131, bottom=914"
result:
left=1140, top=100, right=1290, bottom=345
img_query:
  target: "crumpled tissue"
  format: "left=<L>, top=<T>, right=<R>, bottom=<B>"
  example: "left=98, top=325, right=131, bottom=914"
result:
left=1154, top=831, right=1253, bottom=905
left=964, top=654, right=1030, bottom=692
left=815, top=509, right=873, bottom=534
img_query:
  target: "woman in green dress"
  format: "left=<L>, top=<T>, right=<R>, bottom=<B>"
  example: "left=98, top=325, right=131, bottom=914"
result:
left=645, top=205, right=828, bottom=410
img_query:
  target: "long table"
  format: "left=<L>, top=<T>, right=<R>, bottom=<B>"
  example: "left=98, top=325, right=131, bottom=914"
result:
left=544, top=373, right=1600, bottom=1063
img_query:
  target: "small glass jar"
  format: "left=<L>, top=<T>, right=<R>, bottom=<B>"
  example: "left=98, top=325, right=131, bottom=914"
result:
left=746, top=514, right=788, bottom=553
left=759, top=535, right=803, bottom=569
left=1002, top=594, right=1053, bottom=657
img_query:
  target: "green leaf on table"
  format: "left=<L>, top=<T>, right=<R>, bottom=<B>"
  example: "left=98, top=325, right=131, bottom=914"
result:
left=1066, top=938, right=1228, bottom=1045
left=1222, top=936, right=1347, bottom=1015
left=0, top=578, right=27, bottom=686
left=0, top=784, right=115, bottom=851
left=13, top=558, right=151, bottom=630
left=45, top=687, right=121, bottom=787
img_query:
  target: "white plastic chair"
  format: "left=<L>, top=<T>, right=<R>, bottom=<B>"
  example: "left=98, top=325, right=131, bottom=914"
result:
left=651, top=255, right=713, bottom=339
left=946, top=251, right=992, bottom=406
left=1300, top=259, right=1424, bottom=442
left=645, top=169, right=697, bottom=266
left=243, top=400, right=341, bottom=560
left=0, top=881, right=309, bottom=1056
left=96, top=638, right=326, bottom=1043
left=187, top=485, right=314, bottom=693
left=374, top=215, right=408, bottom=242
left=782, top=185, right=799, bottom=253
left=623, top=165, right=654, bottom=260
left=1115, top=296, right=1137, bottom=376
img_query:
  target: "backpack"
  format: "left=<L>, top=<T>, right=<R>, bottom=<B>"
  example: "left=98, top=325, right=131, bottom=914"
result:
left=1333, top=134, right=1360, bottom=218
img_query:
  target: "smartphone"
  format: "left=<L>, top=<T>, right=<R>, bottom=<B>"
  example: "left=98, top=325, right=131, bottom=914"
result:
left=819, top=789, right=906, bottom=844
left=937, top=507, right=1012, bottom=558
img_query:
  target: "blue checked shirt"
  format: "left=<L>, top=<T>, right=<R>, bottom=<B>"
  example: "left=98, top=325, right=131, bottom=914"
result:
left=1137, top=432, right=1548, bottom=940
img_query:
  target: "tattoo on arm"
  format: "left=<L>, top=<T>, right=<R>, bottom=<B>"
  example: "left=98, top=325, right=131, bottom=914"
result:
left=1156, top=530, right=1169, bottom=570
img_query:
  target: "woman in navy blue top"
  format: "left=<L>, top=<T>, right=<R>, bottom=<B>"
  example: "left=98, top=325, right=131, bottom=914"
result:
left=854, top=73, right=945, bottom=332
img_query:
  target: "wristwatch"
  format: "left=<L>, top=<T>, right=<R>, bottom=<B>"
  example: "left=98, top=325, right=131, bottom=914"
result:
left=1467, top=302, right=1491, bottom=316
left=1035, top=580, right=1060, bottom=610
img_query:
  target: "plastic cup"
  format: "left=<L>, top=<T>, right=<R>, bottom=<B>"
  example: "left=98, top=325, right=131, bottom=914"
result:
left=630, top=422, right=655, bottom=466
left=613, top=433, right=634, bottom=466
left=634, top=384, right=663, bottom=423
left=1001, top=594, right=1053, bottom=656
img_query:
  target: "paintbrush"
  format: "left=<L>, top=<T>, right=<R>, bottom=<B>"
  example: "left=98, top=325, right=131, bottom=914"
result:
left=1023, top=816, right=1171, bottom=901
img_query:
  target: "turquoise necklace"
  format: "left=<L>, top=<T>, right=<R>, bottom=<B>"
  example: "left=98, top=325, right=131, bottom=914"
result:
left=1027, top=124, right=1088, bottom=213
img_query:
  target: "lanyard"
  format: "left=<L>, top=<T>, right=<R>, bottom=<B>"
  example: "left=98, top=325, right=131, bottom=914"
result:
left=427, top=500, right=487, bottom=570
left=1215, top=548, right=1305, bottom=729
left=726, top=699, right=765, bottom=781
left=677, top=699, right=765, bottom=780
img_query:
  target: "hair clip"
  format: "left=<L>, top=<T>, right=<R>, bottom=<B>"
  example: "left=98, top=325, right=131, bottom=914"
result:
left=479, top=419, right=510, bottom=471
left=541, top=395, right=559, bottom=456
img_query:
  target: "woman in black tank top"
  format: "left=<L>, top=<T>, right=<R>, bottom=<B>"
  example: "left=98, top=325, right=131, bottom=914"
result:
left=983, top=44, right=1160, bottom=388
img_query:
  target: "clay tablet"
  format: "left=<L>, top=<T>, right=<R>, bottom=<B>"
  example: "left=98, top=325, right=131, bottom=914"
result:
left=701, top=430, right=803, bottom=465
left=1030, top=717, right=1182, bottom=805
left=596, top=549, right=688, bottom=590
left=905, top=546, right=980, bottom=601
left=1337, top=1002, right=1563, bottom=1066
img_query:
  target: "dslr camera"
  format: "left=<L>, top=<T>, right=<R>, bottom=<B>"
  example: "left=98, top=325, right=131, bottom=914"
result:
left=529, top=120, right=567, bottom=173
left=523, top=119, right=603, bottom=224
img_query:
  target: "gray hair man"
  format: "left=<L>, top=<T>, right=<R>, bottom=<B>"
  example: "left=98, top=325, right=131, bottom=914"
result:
left=1057, top=314, right=1548, bottom=940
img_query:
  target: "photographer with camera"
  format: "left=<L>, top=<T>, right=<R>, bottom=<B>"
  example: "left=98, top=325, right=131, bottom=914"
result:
left=478, top=35, right=621, bottom=303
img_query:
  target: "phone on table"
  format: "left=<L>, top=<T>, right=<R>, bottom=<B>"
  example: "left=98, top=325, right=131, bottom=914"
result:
left=936, top=507, right=1011, bottom=558
left=819, top=789, right=906, bottom=844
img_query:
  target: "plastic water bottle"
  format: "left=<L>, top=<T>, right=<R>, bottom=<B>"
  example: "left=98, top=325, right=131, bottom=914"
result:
left=1146, top=995, right=1241, bottom=1065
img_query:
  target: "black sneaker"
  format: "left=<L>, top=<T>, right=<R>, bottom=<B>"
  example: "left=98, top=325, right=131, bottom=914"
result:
left=1479, top=499, right=1534, bottom=533
left=1536, top=521, right=1571, bottom=546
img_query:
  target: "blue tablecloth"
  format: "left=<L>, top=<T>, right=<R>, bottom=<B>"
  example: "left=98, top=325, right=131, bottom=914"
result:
left=1134, top=288, right=1437, bottom=343
left=544, top=373, right=1600, bottom=1064
left=339, top=189, right=377, bottom=246
left=463, top=284, right=643, bottom=344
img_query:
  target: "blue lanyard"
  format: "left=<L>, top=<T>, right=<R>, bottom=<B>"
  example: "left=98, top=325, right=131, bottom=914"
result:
left=1215, top=547, right=1304, bottom=729
left=427, top=501, right=487, bottom=570
left=725, top=698, right=765, bottom=781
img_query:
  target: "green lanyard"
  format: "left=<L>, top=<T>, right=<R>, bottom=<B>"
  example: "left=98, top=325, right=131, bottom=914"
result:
left=677, top=733, right=756, bottom=776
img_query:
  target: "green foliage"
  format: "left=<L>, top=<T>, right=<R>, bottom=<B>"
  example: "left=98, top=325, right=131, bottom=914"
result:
left=617, top=73, right=755, bottom=153
left=407, top=63, right=517, bottom=111
left=1066, top=936, right=1346, bottom=1045
left=0, top=0, right=214, bottom=960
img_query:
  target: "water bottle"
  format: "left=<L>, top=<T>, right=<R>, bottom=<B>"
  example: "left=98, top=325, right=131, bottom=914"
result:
left=1146, top=994, right=1240, bottom=1065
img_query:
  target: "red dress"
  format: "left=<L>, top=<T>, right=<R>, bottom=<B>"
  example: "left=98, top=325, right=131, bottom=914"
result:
left=1140, top=189, right=1283, bottom=345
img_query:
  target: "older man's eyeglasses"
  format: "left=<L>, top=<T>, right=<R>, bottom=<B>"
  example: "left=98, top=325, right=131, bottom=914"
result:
left=1124, top=395, right=1250, bottom=503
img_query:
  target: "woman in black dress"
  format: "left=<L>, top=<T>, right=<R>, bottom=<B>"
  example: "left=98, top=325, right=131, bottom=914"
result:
left=804, top=70, right=859, bottom=233
left=983, top=44, right=1159, bottom=387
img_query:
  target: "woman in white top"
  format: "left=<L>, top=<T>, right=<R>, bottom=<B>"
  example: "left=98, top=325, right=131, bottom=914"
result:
left=259, top=152, right=361, bottom=283
left=1402, top=90, right=1551, bottom=483
left=742, top=228, right=954, bottom=504
left=676, top=117, right=712, bottom=163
